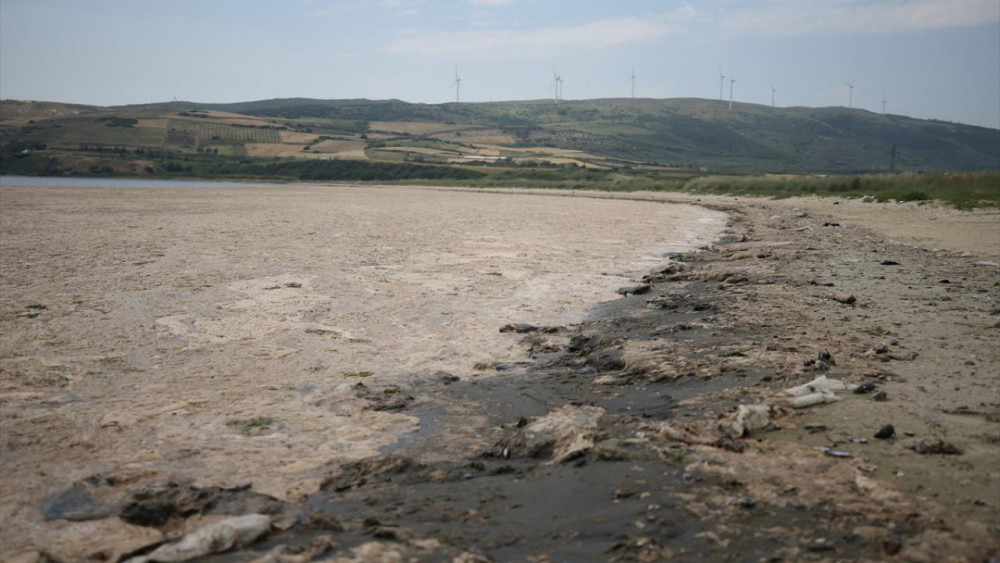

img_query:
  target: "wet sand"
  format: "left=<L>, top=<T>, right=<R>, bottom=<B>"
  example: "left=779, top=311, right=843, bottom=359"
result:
left=0, top=184, right=725, bottom=558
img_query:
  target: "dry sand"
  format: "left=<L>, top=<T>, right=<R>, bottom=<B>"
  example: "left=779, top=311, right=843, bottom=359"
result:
left=0, top=183, right=725, bottom=557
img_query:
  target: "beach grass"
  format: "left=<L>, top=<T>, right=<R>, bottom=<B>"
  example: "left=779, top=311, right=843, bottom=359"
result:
left=677, top=172, right=1000, bottom=209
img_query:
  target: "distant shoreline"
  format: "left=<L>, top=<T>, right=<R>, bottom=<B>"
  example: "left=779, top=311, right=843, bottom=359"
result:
left=0, top=175, right=292, bottom=189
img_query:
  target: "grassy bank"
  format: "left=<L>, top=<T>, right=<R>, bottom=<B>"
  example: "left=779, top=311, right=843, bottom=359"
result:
left=679, top=173, right=1000, bottom=210
left=2, top=147, right=996, bottom=209
left=441, top=170, right=999, bottom=209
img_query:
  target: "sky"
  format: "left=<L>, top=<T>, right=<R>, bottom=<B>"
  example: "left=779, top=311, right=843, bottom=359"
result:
left=1, top=0, right=999, bottom=129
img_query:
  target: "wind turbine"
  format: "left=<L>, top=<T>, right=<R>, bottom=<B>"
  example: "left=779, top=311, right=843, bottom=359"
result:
left=882, top=91, right=888, bottom=114
left=846, top=81, right=855, bottom=109
left=452, top=65, right=462, bottom=103
left=771, top=83, right=775, bottom=107
left=729, top=76, right=735, bottom=110
left=551, top=67, right=563, bottom=103
left=629, top=66, right=637, bottom=98
left=719, top=70, right=725, bottom=101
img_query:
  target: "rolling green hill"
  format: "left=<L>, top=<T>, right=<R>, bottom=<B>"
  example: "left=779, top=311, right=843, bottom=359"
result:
left=174, top=97, right=998, bottom=173
left=2, top=97, right=997, bottom=179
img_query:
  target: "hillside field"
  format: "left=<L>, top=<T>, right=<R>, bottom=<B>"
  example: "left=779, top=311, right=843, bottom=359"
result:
left=1, top=97, right=997, bottom=206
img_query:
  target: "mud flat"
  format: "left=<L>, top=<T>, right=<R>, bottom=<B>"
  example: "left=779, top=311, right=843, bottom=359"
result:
left=2, top=184, right=998, bottom=561
left=0, top=183, right=725, bottom=559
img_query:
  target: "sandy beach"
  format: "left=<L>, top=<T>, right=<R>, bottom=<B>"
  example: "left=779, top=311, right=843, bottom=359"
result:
left=1, top=182, right=997, bottom=561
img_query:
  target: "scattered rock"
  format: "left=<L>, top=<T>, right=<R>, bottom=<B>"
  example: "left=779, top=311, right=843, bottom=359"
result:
left=875, top=343, right=889, bottom=354
left=124, top=514, right=271, bottom=562
left=729, top=404, right=771, bottom=438
left=787, top=391, right=839, bottom=408
left=785, top=375, right=852, bottom=397
left=613, top=487, right=638, bottom=500
left=873, top=391, right=888, bottom=402
left=305, top=511, right=345, bottom=532
left=369, top=392, right=414, bottom=412
left=499, top=323, right=539, bottom=333
left=588, top=349, right=625, bottom=372
left=823, top=222, right=840, bottom=227
left=879, top=260, right=901, bottom=266
left=498, top=405, right=604, bottom=464
left=822, top=448, right=852, bottom=458
left=120, top=484, right=286, bottom=528
left=874, top=425, right=895, bottom=440
left=854, top=382, right=876, bottom=394
left=785, top=376, right=854, bottom=408
left=437, top=372, right=460, bottom=384
left=831, top=292, right=857, bottom=305
left=909, top=438, right=964, bottom=455
left=645, top=294, right=684, bottom=310
left=364, top=519, right=415, bottom=542
left=616, top=285, right=651, bottom=296
left=42, top=479, right=121, bottom=522
left=319, top=455, right=436, bottom=493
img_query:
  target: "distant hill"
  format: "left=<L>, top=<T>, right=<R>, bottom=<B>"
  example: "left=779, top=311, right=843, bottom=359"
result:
left=0, top=100, right=103, bottom=125
left=2, top=97, right=997, bottom=176
left=169, top=97, right=999, bottom=173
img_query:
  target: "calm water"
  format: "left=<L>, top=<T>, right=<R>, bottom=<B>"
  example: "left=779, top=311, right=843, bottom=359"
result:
left=0, top=175, right=290, bottom=189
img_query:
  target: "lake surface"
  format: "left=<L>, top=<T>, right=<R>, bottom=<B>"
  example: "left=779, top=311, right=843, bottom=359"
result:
left=0, top=175, right=287, bottom=189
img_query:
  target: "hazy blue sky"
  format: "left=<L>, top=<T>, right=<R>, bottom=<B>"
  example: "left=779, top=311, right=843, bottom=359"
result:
left=2, top=0, right=998, bottom=128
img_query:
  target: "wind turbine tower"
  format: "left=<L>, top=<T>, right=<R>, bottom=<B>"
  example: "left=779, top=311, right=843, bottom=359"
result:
left=847, top=82, right=855, bottom=109
left=551, top=68, right=563, bottom=103
left=452, top=65, right=462, bottom=103
left=719, top=71, right=725, bottom=100
left=729, top=77, right=735, bottom=110
left=882, top=92, right=888, bottom=114
left=771, top=83, right=775, bottom=107
left=629, top=66, right=636, bottom=98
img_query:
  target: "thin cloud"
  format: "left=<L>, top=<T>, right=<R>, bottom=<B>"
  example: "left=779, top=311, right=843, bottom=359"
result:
left=467, top=0, right=515, bottom=5
left=718, top=0, right=1000, bottom=37
left=384, top=7, right=696, bottom=58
